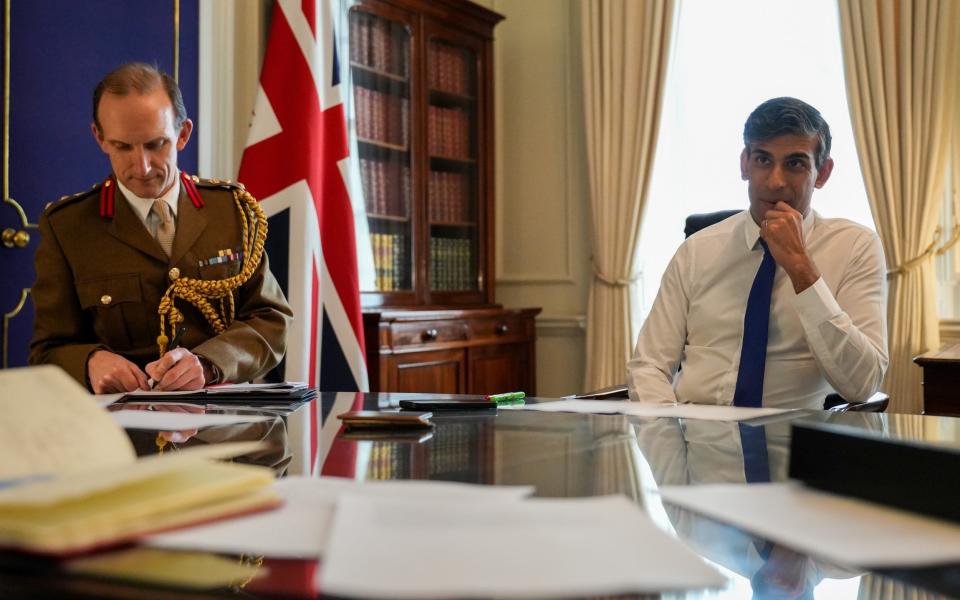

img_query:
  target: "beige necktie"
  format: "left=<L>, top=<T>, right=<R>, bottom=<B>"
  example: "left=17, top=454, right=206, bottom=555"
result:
left=151, top=199, right=175, bottom=257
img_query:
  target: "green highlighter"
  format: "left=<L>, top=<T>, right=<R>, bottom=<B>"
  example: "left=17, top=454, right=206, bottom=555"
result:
left=485, top=391, right=525, bottom=406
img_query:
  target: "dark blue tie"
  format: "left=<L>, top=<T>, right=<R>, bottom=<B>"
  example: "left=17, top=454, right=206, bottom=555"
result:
left=734, top=238, right=776, bottom=484
left=733, top=239, right=776, bottom=408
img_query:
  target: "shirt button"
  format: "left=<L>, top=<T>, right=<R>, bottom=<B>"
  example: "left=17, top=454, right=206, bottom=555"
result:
left=100, top=295, right=112, bottom=305
left=169, top=267, right=180, bottom=280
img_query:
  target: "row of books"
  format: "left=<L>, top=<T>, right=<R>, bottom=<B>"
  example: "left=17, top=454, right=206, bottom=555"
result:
left=428, top=43, right=472, bottom=96
left=371, top=232, right=409, bottom=292
left=430, top=236, right=476, bottom=291
left=428, top=106, right=471, bottom=159
left=349, top=12, right=407, bottom=77
left=428, top=170, right=471, bottom=223
left=360, top=158, right=410, bottom=218
left=355, top=86, right=409, bottom=147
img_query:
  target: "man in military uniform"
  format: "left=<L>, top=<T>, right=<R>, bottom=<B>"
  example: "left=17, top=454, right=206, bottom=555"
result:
left=29, top=63, right=292, bottom=393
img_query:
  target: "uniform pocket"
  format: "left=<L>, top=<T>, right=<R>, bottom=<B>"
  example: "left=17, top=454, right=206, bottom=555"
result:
left=75, top=273, right=151, bottom=351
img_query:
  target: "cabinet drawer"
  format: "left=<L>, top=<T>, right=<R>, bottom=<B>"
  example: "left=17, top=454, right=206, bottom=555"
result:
left=388, top=320, right=469, bottom=348
left=467, top=315, right=529, bottom=342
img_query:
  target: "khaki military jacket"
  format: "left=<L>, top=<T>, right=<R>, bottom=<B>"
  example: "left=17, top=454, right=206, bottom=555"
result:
left=29, top=177, right=293, bottom=388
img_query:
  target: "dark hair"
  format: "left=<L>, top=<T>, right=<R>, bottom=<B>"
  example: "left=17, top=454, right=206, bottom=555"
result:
left=743, top=97, right=831, bottom=169
left=92, top=62, right=187, bottom=132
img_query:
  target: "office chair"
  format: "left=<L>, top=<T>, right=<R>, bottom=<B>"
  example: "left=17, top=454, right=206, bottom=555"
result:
left=572, top=209, right=890, bottom=413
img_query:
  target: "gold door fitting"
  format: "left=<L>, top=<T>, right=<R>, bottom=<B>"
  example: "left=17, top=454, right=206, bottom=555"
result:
left=1, top=228, right=29, bottom=248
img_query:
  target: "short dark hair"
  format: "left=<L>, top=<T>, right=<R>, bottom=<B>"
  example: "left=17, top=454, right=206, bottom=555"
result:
left=743, top=97, right=831, bottom=169
left=92, top=62, right=187, bottom=132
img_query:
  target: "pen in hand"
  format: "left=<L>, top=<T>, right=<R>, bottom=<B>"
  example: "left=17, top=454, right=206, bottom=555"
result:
left=147, top=326, right=186, bottom=390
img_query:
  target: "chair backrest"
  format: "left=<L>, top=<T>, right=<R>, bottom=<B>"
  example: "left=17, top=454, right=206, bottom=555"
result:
left=683, top=209, right=741, bottom=238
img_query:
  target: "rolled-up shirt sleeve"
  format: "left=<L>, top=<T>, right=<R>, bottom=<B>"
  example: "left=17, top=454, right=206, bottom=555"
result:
left=792, top=230, right=888, bottom=402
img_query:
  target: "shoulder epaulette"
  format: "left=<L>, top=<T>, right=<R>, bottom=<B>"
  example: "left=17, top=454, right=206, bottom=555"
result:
left=191, top=175, right=246, bottom=192
left=43, top=182, right=103, bottom=215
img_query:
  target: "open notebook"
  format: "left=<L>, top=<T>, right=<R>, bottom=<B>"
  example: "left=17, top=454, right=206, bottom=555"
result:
left=0, top=365, right=279, bottom=555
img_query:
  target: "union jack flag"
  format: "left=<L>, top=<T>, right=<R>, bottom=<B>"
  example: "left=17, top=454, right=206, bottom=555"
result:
left=239, top=0, right=368, bottom=394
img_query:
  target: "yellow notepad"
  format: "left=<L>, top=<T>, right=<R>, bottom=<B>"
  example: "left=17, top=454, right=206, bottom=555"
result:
left=0, top=366, right=279, bottom=555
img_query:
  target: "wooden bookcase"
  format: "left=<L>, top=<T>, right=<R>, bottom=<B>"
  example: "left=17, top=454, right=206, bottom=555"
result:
left=350, top=0, right=540, bottom=394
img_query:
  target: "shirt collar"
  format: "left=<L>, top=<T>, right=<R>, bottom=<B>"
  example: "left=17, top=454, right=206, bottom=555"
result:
left=117, top=174, right=181, bottom=223
left=743, top=208, right=817, bottom=250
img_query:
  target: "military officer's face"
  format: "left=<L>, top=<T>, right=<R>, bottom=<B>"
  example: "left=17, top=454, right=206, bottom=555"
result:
left=93, top=88, right=193, bottom=199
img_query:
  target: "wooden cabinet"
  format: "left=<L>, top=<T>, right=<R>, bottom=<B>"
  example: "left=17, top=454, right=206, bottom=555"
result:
left=350, top=0, right=540, bottom=394
left=364, top=308, right=540, bottom=394
left=914, top=343, right=960, bottom=417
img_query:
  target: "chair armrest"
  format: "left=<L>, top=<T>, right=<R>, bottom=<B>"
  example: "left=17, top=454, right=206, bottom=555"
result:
left=567, top=383, right=630, bottom=400
left=826, top=391, right=889, bottom=413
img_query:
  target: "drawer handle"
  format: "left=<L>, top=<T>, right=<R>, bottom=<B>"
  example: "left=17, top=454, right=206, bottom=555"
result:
left=496, top=323, right=509, bottom=335
left=422, top=328, right=439, bottom=341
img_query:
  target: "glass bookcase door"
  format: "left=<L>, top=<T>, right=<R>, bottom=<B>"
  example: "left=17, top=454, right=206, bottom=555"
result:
left=350, top=9, right=414, bottom=296
left=426, top=37, right=480, bottom=295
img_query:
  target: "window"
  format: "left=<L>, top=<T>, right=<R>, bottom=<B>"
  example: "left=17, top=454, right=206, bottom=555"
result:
left=635, top=0, right=875, bottom=333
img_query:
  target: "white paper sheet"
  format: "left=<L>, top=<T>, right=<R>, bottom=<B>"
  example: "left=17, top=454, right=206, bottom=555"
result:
left=660, top=482, right=960, bottom=568
left=145, top=476, right=534, bottom=559
left=321, top=494, right=725, bottom=599
left=109, top=410, right=271, bottom=431
left=504, top=399, right=793, bottom=422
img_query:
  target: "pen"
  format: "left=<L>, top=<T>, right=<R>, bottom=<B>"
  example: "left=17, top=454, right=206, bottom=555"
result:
left=485, top=391, right=525, bottom=403
left=169, top=325, right=186, bottom=350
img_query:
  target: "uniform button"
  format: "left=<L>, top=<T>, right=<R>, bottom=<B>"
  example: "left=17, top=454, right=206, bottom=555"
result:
left=169, top=267, right=180, bottom=280
left=100, top=295, right=112, bottom=305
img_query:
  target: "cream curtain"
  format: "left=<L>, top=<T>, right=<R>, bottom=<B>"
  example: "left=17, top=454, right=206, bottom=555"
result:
left=838, top=0, right=960, bottom=413
left=581, top=0, right=676, bottom=390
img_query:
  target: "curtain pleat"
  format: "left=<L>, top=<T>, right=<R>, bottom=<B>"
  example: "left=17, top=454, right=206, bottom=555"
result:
left=580, top=0, right=677, bottom=390
left=838, top=0, right=960, bottom=413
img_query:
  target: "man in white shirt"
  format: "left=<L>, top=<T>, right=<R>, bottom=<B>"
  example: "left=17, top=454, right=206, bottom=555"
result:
left=627, top=97, right=887, bottom=409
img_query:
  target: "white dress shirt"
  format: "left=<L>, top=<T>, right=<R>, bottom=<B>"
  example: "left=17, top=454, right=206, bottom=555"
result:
left=627, top=209, right=888, bottom=409
left=117, top=176, right=181, bottom=237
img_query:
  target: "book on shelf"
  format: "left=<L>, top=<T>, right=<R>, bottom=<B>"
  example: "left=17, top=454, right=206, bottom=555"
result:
left=350, top=11, right=406, bottom=77
left=371, top=232, right=407, bottom=292
left=429, top=170, right=469, bottom=223
left=0, top=365, right=279, bottom=555
left=355, top=87, right=409, bottom=148
left=428, top=105, right=470, bottom=159
left=429, top=43, right=469, bottom=95
left=360, top=158, right=411, bottom=218
left=430, top=237, right=474, bottom=291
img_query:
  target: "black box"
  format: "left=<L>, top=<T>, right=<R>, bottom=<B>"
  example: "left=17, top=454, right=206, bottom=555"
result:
left=789, top=421, right=960, bottom=524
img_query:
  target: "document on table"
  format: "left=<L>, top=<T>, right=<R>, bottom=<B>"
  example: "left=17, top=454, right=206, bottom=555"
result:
left=660, top=482, right=960, bottom=568
left=145, top=476, right=535, bottom=559
left=109, top=410, right=271, bottom=431
left=503, top=399, right=794, bottom=422
left=321, top=494, right=726, bottom=599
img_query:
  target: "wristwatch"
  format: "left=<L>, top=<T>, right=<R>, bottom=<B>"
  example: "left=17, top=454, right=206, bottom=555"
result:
left=197, top=355, right=222, bottom=385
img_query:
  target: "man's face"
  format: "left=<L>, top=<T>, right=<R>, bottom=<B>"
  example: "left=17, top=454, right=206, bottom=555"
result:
left=740, top=134, right=833, bottom=225
left=92, top=88, right=193, bottom=199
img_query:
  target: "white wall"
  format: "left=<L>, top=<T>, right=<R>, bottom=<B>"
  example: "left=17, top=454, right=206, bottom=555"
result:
left=479, top=0, right=592, bottom=397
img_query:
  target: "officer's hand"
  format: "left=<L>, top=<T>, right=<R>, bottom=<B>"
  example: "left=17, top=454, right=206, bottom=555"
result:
left=87, top=350, right=150, bottom=393
left=145, top=347, right=206, bottom=391
left=759, top=201, right=820, bottom=293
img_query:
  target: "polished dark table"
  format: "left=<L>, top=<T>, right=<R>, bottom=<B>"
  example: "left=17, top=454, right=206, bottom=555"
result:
left=2, top=392, right=959, bottom=599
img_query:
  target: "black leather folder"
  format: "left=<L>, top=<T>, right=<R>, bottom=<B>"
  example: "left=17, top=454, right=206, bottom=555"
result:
left=789, top=421, right=960, bottom=524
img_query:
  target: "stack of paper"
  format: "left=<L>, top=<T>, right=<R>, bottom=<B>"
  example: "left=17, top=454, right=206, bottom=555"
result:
left=320, top=494, right=726, bottom=598
left=0, top=366, right=279, bottom=555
